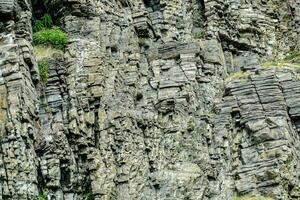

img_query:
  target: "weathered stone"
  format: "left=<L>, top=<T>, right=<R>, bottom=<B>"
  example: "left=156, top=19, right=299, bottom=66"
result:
left=0, top=0, right=14, bottom=17
left=0, top=0, right=299, bottom=199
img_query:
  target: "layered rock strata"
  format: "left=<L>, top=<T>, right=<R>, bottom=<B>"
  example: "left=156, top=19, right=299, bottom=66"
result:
left=0, top=0, right=299, bottom=199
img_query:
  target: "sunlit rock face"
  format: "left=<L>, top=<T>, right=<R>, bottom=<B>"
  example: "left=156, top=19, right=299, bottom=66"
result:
left=0, top=0, right=299, bottom=199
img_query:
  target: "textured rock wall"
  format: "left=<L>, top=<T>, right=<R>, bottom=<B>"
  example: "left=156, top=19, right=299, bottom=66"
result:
left=0, top=0, right=299, bottom=199
left=205, top=0, right=300, bottom=57
left=214, top=68, right=300, bottom=199
left=0, top=0, right=40, bottom=199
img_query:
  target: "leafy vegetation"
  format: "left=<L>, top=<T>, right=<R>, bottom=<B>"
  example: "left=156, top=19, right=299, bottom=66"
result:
left=37, top=60, right=49, bottom=83
left=194, top=31, right=205, bottom=39
left=33, top=27, right=68, bottom=49
left=33, top=14, right=68, bottom=49
left=32, top=15, right=65, bottom=83
left=37, top=192, right=47, bottom=200
left=33, top=14, right=53, bottom=32
left=84, top=192, right=94, bottom=200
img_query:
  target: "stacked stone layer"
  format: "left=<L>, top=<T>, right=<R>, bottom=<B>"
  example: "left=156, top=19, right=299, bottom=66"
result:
left=0, top=0, right=299, bottom=199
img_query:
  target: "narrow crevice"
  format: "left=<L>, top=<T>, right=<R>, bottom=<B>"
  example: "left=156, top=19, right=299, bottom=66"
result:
left=31, top=0, right=65, bottom=22
left=143, top=0, right=161, bottom=12
left=192, top=0, right=206, bottom=36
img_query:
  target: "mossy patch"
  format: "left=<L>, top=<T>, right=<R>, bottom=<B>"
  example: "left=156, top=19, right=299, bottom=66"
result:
left=233, top=195, right=273, bottom=200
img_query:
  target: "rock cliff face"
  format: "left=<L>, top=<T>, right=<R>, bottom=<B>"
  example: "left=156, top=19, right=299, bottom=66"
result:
left=0, top=0, right=300, bottom=199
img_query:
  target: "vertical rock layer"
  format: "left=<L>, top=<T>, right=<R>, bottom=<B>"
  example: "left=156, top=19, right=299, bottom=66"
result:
left=0, top=0, right=299, bottom=199
left=0, top=0, right=40, bottom=199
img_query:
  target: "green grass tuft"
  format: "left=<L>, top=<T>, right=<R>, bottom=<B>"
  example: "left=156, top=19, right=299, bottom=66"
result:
left=37, top=60, right=49, bottom=83
left=33, top=27, right=68, bottom=49
left=194, top=31, right=205, bottom=39
left=37, top=192, right=47, bottom=200
left=33, top=14, right=53, bottom=32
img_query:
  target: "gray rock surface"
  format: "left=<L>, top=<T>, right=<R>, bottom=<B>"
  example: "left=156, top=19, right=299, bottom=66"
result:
left=0, top=0, right=299, bottom=199
left=214, top=68, right=300, bottom=199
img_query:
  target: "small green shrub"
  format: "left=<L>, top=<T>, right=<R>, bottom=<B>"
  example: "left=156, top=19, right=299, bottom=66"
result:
left=38, top=60, right=49, bottom=83
left=33, top=27, right=68, bottom=49
left=84, top=192, right=94, bottom=200
left=33, top=20, right=45, bottom=33
left=37, top=195, right=46, bottom=200
left=33, top=14, right=53, bottom=32
left=194, top=31, right=205, bottom=39
left=37, top=192, right=47, bottom=200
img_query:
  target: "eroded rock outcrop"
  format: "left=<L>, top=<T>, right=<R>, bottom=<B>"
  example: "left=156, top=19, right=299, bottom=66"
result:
left=0, top=0, right=299, bottom=199
left=214, top=68, right=300, bottom=199
left=0, top=0, right=40, bottom=199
